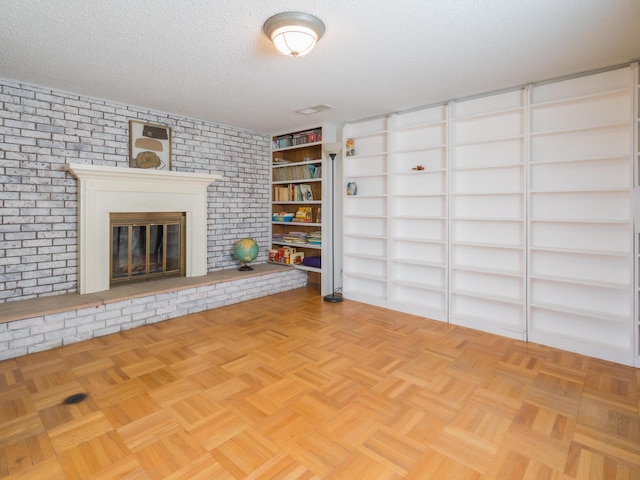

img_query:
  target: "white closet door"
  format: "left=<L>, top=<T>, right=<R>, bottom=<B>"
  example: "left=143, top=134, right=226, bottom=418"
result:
left=449, top=90, right=527, bottom=339
left=528, top=66, right=634, bottom=365
left=342, top=118, right=389, bottom=307
left=388, top=106, right=448, bottom=320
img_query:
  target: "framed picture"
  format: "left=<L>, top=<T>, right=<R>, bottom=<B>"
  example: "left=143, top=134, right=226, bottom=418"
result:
left=129, top=120, right=171, bottom=170
left=300, top=184, right=314, bottom=201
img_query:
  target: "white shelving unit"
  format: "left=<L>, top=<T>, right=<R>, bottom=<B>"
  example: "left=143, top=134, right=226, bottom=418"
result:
left=340, top=63, right=638, bottom=366
left=528, top=67, right=635, bottom=365
left=342, top=117, right=389, bottom=307
left=388, top=106, right=448, bottom=320
left=449, top=90, right=527, bottom=339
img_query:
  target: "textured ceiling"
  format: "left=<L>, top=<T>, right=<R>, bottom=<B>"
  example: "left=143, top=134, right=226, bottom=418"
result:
left=1, top=0, right=639, bottom=134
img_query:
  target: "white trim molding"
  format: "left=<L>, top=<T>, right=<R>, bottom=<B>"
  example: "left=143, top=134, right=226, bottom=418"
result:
left=66, top=164, right=222, bottom=294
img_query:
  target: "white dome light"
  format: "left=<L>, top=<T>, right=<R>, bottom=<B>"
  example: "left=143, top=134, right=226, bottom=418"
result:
left=263, top=12, right=325, bottom=57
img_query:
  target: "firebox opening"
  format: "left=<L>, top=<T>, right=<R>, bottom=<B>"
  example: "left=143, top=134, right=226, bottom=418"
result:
left=110, top=212, right=186, bottom=285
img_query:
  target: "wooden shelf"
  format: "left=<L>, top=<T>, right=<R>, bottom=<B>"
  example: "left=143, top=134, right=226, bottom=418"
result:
left=271, top=125, right=337, bottom=297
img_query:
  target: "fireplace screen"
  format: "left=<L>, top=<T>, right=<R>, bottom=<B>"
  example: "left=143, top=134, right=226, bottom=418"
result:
left=110, top=212, right=185, bottom=284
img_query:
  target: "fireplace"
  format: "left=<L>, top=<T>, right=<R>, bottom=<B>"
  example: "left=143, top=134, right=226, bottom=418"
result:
left=110, top=212, right=186, bottom=284
left=66, top=163, right=222, bottom=294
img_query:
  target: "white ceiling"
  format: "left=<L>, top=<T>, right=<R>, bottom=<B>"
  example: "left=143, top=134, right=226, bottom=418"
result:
left=1, top=1, right=639, bottom=134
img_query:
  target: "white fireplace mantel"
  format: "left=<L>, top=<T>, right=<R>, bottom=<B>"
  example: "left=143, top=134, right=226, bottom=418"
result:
left=66, top=163, right=222, bottom=294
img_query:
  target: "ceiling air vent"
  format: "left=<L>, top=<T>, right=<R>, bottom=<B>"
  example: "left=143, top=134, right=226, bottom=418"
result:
left=297, top=104, right=332, bottom=115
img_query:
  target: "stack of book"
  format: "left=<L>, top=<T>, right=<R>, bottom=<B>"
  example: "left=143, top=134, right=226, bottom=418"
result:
left=272, top=232, right=285, bottom=242
left=308, top=231, right=321, bottom=245
left=283, top=232, right=308, bottom=244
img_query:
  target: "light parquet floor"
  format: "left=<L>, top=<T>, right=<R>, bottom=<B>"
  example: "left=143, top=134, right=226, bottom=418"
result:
left=1, top=287, right=639, bottom=479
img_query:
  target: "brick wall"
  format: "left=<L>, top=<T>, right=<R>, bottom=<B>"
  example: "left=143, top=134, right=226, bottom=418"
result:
left=0, top=79, right=271, bottom=303
left=0, top=268, right=307, bottom=360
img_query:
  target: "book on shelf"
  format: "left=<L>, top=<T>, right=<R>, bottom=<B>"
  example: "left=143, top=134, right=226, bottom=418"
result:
left=273, top=135, right=293, bottom=149
left=300, top=184, right=313, bottom=201
left=274, top=186, right=289, bottom=201
left=308, top=164, right=321, bottom=179
left=273, top=128, right=322, bottom=149
left=308, top=231, right=322, bottom=245
left=273, top=184, right=318, bottom=202
left=292, top=184, right=303, bottom=201
left=283, top=231, right=309, bottom=244
left=273, top=163, right=321, bottom=182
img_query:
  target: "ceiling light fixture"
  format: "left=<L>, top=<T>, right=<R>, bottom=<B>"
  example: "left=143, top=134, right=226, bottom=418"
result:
left=263, top=12, right=325, bottom=57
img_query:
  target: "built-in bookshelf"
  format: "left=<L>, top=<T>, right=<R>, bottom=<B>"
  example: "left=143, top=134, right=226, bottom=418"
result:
left=341, top=117, right=389, bottom=307
left=449, top=89, right=527, bottom=339
left=388, top=105, right=448, bottom=321
left=341, top=63, right=638, bottom=366
left=527, top=67, right=634, bottom=365
left=271, top=125, right=336, bottom=295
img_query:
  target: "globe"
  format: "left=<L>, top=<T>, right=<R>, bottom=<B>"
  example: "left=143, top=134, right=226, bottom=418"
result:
left=233, top=238, right=259, bottom=271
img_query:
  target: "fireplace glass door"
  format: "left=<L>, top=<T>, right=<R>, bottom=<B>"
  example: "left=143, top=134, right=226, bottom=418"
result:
left=110, top=212, right=185, bottom=284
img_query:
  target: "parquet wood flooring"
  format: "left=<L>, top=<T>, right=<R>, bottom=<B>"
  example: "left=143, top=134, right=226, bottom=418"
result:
left=1, top=286, right=639, bottom=479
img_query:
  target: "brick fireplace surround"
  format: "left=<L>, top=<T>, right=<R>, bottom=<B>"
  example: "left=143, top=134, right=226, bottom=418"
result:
left=0, top=263, right=306, bottom=361
left=0, top=163, right=308, bottom=361
left=66, top=163, right=222, bottom=294
left=0, top=78, right=309, bottom=361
